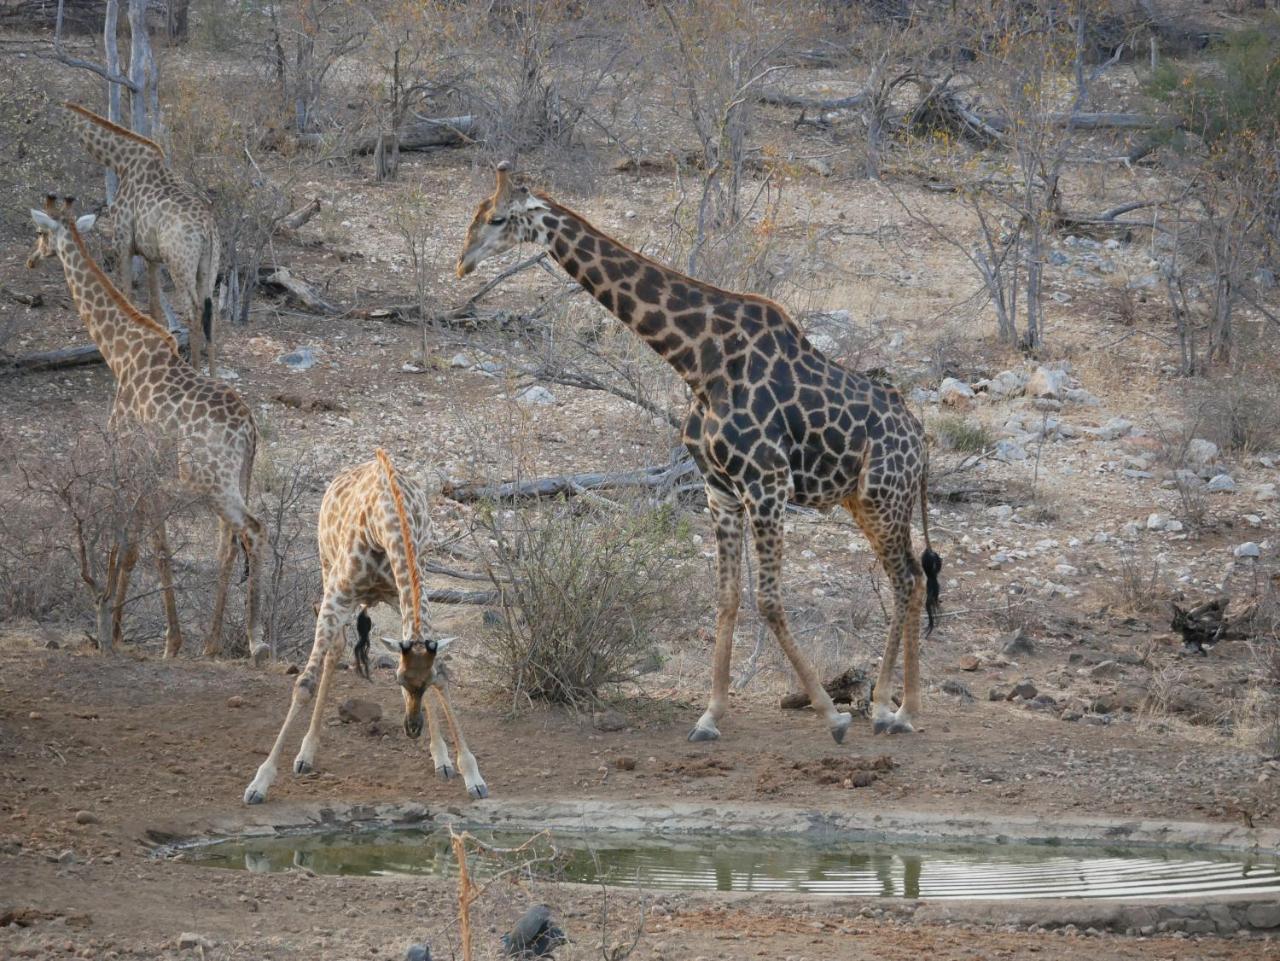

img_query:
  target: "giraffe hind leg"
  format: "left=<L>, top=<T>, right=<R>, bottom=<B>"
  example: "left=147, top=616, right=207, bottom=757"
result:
left=688, top=485, right=744, bottom=742
left=844, top=494, right=923, bottom=735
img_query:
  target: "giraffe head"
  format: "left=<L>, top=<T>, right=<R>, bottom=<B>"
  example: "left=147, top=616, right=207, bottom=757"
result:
left=456, top=161, right=548, bottom=277
left=394, top=636, right=454, bottom=738
left=27, top=194, right=96, bottom=269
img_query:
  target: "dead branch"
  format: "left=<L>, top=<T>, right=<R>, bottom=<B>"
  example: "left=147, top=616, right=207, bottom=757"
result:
left=426, top=588, right=503, bottom=606
left=257, top=266, right=338, bottom=314
left=442, top=458, right=699, bottom=504
left=277, top=197, right=321, bottom=233
left=757, top=87, right=867, bottom=111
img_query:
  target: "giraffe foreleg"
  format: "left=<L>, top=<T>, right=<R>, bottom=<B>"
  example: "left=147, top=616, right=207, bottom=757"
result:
left=244, top=591, right=349, bottom=804
left=689, top=486, right=745, bottom=743
left=111, top=530, right=141, bottom=650
left=750, top=489, right=851, bottom=744
left=240, top=513, right=267, bottom=665
left=423, top=690, right=455, bottom=780
left=430, top=682, right=487, bottom=799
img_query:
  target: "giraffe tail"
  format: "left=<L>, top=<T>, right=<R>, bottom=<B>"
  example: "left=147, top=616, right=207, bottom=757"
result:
left=201, top=296, right=213, bottom=346
left=919, top=462, right=942, bottom=635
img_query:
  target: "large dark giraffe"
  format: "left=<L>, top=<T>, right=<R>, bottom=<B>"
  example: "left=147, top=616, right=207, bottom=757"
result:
left=456, top=163, right=941, bottom=741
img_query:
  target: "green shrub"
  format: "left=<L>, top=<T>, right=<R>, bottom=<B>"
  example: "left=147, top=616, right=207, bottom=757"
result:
left=934, top=414, right=993, bottom=454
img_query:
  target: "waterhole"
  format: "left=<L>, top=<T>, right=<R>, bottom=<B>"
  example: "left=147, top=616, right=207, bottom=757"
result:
left=178, top=827, right=1280, bottom=900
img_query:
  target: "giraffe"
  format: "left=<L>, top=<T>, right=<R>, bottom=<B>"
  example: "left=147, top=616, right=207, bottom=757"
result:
left=243, top=449, right=487, bottom=805
left=457, top=164, right=942, bottom=742
left=27, top=195, right=264, bottom=662
left=62, top=102, right=221, bottom=374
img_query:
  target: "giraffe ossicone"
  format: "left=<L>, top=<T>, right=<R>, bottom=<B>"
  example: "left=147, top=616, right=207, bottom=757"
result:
left=243, top=450, right=486, bottom=806
left=457, top=164, right=942, bottom=743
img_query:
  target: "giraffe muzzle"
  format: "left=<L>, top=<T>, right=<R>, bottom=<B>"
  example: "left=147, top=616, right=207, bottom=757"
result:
left=404, top=710, right=425, bottom=739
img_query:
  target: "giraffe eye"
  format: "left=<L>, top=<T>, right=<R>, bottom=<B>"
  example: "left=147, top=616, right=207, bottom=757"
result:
left=488, top=216, right=506, bottom=226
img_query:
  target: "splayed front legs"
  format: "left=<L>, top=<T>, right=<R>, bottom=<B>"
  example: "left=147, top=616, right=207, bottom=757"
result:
left=426, top=683, right=487, bottom=799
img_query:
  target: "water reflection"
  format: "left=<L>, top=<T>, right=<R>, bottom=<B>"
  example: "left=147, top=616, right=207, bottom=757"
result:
left=183, top=827, right=1280, bottom=901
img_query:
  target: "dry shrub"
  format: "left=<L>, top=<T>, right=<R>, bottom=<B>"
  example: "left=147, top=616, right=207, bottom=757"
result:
left=478, top=498, right=700, bottom=710
left=1100, top=551, right=1166, bottom=616
left=933, top=413, right=993, bottom=454
left=1183, top=367, right=1280, bottom=455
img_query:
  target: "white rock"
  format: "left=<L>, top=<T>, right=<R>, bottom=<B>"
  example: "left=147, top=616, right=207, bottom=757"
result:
left=1244, top=514, right=1263, bottom=527
left=1146, top=513, right=1168, bottom=531
left=887, top=332, right=907, bottom=351
left=1055, top=564, right=1079, bottom=577
left=516, top=385, right=556, bottom=406
left=1165, top=519, right=1184, bottom=532
left=1253, top=483, right=1278, bottom=502
left=1064, top=388, right=1100, bottom=406
left=809, top=333, right=840, bottom=355
left=910, top=387, right=939, bottom=405
left=1206, top=474, right=1236, bottom=493
left=1026, top=366, right=1070, bottom=399
left=939, top=377, right=976, bottom=407
left=449, top=352, right=472, bottom=369
left=990, top=504, right=1015, bottom=522
left=985, top=370, right=1027, bottom=398
left=1094, top=417, right=1133, bottom=441
left=177, top=934, right=214, bottom=950
left=1184, top=438, right=1219, bottom=469
left=995, top=439, right=1028, bottom=462
left=1234, top=542, right=1261, bottom=559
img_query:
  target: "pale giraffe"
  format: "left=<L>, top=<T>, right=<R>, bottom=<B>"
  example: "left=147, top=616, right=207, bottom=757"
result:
left=457, top=164, right=942, bottom=742
left=243, top=449, right=487, bottom=805
left=27, top=195, right=264, bottom=662
left=62, top=102, right=221, bottom=373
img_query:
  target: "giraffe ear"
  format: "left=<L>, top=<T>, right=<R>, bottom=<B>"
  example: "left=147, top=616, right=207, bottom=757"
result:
left=433, top=636, right=457, bottom=654
left=75, top=214, right=97, bottom=234
left=30, top=209, right=58, bottom=231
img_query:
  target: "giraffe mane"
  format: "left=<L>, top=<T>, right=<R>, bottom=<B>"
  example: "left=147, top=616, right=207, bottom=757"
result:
left=62, top=102, right=166, bottom=159
left=68, top=223, right=180, bottom=353
left=374, top=448, right=423, bottom=637
left=536, top=193, right=804, bottom=330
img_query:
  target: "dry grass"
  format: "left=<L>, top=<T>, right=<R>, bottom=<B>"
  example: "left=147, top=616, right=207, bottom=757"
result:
left=1100, top=551, right=1168, bottom=616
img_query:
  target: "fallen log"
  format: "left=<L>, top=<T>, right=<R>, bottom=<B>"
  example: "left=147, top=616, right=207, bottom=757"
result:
left=0, top=284, right=43, bottom=307
left=277, top=197, right=321, bottom=233
left=426, top=587, right=503, bottom=606
left=442, top=458, right=699, bottom=503
left=299, top=115, right=480, bottom=155
left=758, top=88, right=868, bottom=111
left=10, top=328, right=189, bottom=372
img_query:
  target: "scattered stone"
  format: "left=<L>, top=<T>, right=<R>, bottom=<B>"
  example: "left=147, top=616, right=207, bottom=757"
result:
left=1234, top=542, right=1262, bottom=559
left=1060, top=710, right=1083, bottom=722
left=613, top=756, right=637, bottom=771
left=56, top=849, right=76, bottom=864
left=284, top=664, right=300, bottom=675
left=1245, top=902, right=1280, bottom=929
left=1243, top=514, right=1263, bottom=528
left=73, top=810, right=98, bottom=825
left=990, top=504, right=1015, bottom=522
left=1165, top=519, right=1184, bottom=532
left=1206, top=473, right=1236, bottom=493
left=176, top=933, right=214, bottom=951
left=1000, top=629, right=1035, bottom=657
left=516, top=385, right=556, bottom=406
left=405, top=944, right=432, bottom=961
left=1093, top=417, right=1133, bottom=441
left=958, top=654, right=980, bottom=672
left=1088, top=660, right=1122, bottom=679
left=1063, top=388, right=1100, bottom=406
left=779, top=692, right=810, bottom=710
left=449, top=353, right=471, bottom=369
left=1026, top=366, right=1069, bottom=399
left=941, top=679, right=975, bottom=703
left=276, top=347, right=318, bottom=371
left=502, top=904, right=567, bottom=958
left=226, top=695, right=245, bottom=708
left=338, top=698, right=383, bottom=725
left=985, top=370, right=1027, bottom=398
left=593, top=709, right=627, bottom=732
left=1027, top=693, right=1058, bottom=711
left=1008, top=681, right=1038, bottom=701
left=1254, top=483, right=1278, bottom=502
left=28, top=711, right=42, bottom=720
left=995, top=439, right=1028, bottom=462
left=938, top=377, right=976, bottom=408
left=1184, top=438, right=1219, bottom=470
left=40, top=638, right=60, bottom=650
left=988, top=687, right=1008, bottom=702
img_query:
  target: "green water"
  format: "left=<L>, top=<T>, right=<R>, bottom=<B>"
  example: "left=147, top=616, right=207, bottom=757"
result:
left=177, top=827, right=1280, bottom=900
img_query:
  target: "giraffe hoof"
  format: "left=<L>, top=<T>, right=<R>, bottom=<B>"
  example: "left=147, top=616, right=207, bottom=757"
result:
left=687, top=724, right=720, bottom=742
left=292, top=759, right=313, bottom=775
left=830, top=712, right=853, bottom=744
left=467, top=781, right=489, bottom=800
left=436, top=764, right=457, bottom=781
left=243, top=787, right=267, bottom=805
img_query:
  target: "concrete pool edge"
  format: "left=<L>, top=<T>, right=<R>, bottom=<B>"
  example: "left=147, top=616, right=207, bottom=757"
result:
left=147, top=798, right=1280, bottom=938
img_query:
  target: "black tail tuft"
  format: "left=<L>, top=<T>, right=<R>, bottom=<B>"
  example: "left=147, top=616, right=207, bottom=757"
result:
left=201, top=296, right=213, bottom=344
left=353, top=609, right=372, bottom=681
left=921, top=548, right=942, bottom=635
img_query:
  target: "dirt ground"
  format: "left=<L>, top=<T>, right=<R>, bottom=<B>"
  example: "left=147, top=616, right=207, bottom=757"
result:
left=3, top=12, right=1280, bottom=959
left=1, top=630, right=1277, bottom=961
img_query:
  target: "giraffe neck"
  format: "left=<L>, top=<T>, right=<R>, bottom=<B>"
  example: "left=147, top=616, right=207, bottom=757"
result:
left=64, top=103, right=164, bottom=175
left=532, top=199, right=734, bottom=393
left=54, top=229, right=178, bottom=386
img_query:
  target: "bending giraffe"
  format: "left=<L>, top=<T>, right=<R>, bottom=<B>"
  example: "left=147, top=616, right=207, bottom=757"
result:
left=27, top=195, right=264, bottom=661
left=457, top=164, right=941, bottom=741
left=62, top=102, right=221, bottom=373
left=243, top=450, right=487, bottom=805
